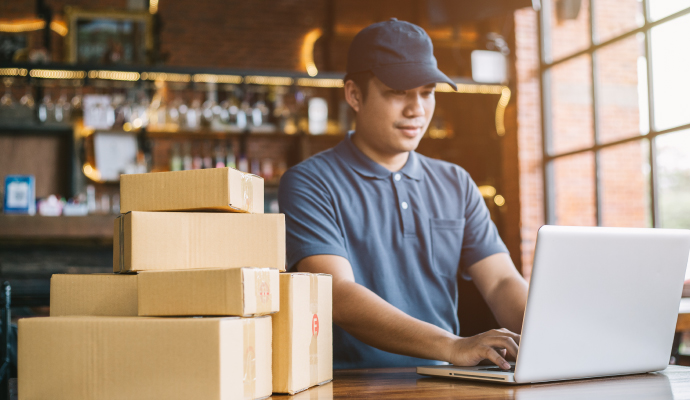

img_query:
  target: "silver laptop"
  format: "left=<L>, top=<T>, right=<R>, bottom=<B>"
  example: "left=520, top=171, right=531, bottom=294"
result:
left=418, top=225, right=690, bottom=384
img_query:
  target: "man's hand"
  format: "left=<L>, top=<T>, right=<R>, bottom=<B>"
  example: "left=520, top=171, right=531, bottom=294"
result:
left=296, top=254, right=524, bottom=370
left=448, top=328, right=520, bottom=370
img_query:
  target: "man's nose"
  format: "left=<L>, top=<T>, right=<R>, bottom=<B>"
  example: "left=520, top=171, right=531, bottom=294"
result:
left=404, top=94, right=426, bottom=118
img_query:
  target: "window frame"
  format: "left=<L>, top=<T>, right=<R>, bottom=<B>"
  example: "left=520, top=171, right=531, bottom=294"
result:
left=538, top=0, right=690, bottom=227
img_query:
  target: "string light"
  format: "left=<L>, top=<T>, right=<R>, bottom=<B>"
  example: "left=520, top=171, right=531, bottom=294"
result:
left=141, top=72, right=191, bottom=82
left=0, top=68, right=28, bottom=77
left=88, top=70, right=140, bottom=81
left=296, top=78, right=344, bottom=88
left=29, top=69, right=86, bottom=79
left=193, top=74, right=243, bottom=84
left=245, top=76, right=293, bottom=86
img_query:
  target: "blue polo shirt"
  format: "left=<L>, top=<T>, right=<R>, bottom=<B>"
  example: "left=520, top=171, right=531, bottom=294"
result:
left=278, top=132, right=508, bottom=369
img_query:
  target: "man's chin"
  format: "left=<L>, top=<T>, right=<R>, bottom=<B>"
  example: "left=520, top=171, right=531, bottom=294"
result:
left=394, top=136, right=423, bottom=153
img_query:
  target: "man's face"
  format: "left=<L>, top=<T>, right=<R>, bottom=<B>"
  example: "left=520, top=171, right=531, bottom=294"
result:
left=354, top=77, right=436, bottom=155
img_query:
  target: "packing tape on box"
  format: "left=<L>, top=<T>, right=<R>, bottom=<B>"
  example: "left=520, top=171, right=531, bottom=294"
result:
left=309, top=274, right=319, bottom=386
left=243, top=318, right=256, bottom=400
left=241, top=172, right=254, bottom=213
left=118, top=215, right=125, bottom=273
left=254, top=268, right=272, bottom=315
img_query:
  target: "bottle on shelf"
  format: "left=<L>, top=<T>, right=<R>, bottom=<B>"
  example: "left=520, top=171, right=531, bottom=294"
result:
left=170, top=142, right=183, bottom=171
left=182, top=141, right=193, bottom=171
left=186, top=98, right=201, bottom=130
left=261, top=158, right=274, bottom=180
left=250, top=158, right=261, bottom=176
left=192, top=143, right=203, bottom=170
left=237, top=154, right=248, bottom=172
left=214, top=142, right=226, bottom=168
left=202, top=141, right=213, bottom=169
left=225, top=142, right=236, bottom=169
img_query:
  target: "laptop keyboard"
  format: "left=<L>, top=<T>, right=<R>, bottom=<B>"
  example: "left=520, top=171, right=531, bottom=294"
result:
left=478, top=366, right=516, bottom=373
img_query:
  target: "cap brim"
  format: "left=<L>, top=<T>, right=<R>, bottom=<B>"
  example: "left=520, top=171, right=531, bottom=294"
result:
left=372, top=63, right=458, bottom=91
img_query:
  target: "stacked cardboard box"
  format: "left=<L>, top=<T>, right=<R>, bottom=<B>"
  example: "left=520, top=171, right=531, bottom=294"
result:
left=18, top=168, right=332, bottom=400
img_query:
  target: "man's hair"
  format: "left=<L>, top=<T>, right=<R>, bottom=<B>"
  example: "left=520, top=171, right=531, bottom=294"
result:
left=344, top=71, right=374, bottom=103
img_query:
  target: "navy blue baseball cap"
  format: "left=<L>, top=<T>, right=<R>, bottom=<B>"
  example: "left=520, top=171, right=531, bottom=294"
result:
left=345, top=18, right=457, bottom=91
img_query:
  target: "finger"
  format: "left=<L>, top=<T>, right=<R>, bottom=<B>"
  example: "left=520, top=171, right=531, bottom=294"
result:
left=486, top=336, right=519, bottom=359
left=483, top=346, right=511, bottom=370
left=499, top=348, right=507, bottom=358
left=492, top=329, right=521, bottom=344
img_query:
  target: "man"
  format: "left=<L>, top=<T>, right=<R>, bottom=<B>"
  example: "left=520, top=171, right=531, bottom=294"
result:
left=279, top=19, right=528, bottom=370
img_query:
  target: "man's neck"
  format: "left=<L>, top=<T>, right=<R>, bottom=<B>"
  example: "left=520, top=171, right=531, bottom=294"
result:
left=351, top=132, right=409, bottom=172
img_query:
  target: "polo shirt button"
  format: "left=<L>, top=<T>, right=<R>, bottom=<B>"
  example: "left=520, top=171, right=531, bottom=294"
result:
left=394, top=173, right=401, bottom=181
left=401, top=201, right=408, bottom=210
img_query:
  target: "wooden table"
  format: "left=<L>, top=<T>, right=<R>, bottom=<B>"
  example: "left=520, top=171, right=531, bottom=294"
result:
left=281, top=365, right=690, bottom=399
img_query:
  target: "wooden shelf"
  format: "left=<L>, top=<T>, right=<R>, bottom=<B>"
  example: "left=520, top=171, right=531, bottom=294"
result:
left=145, top=129, right=346, bottom=140
left=0, top=214, right=116, bottom=241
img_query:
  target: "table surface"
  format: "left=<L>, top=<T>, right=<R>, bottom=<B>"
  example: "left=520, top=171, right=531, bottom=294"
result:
left=9, top=366, right=690, bottom=399
left=269, top=365, right=690, bottom=399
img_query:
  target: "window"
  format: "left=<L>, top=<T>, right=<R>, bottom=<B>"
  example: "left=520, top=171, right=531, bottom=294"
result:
left=539, top=0, right=690, bottom=233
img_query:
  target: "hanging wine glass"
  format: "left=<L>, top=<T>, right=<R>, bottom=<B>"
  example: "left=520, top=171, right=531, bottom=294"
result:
left=71, top=84, right=83, bottom=112
left=55, top=90, right=72, bottom=123
left=19, top=86, right=35, bottom=110
left=167, top=95, right=182, bottom=130
left=38, top=93, right=54, bottom=123
left=1, top=78, right=15, bottom=108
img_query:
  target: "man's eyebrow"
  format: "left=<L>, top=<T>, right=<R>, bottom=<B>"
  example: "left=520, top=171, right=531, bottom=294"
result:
left=423, top=84, right=436, bottom=89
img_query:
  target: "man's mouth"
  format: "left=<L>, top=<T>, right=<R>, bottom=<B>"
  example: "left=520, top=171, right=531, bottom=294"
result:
left=396, top=125, right=423, bottom=137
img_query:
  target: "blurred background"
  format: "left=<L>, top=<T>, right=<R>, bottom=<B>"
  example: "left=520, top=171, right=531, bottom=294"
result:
left=0, top=0, right=689, bottom=347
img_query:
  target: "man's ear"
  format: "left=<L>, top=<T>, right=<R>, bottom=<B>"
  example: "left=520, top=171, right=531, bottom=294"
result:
left=344, top=80, right=362, bottom=113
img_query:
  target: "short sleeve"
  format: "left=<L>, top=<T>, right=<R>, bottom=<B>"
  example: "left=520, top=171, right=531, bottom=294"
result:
left=278, top=166, right=350, bottom=270
left=458, top=172, right=509, bottom=280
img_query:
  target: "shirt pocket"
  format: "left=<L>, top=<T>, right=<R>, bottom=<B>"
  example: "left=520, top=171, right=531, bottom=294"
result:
left=430, top=218, right=465, bottom=279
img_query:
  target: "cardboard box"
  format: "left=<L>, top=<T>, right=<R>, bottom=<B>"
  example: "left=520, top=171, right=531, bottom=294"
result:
left=138, top=268, right=280, bottom=317
left=113, top=212, right=286, bottom=273
left=50, top=274, right=138, bottom=317
left=19, top=315, right=272, bottom=400
left=272, top=273, right=333, bottom=394
left=120, top=168, right=264, bottom=214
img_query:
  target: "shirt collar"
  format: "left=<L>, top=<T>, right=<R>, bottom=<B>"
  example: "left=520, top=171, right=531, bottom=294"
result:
left=335, top=131, right=422, bottom=181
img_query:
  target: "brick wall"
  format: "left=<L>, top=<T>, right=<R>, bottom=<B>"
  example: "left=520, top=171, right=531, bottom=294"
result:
left=514, top=8, right=542, bottom=279
left=514, top=0, right=648, bottom=278
left=158, top=0, right=326, bottom=70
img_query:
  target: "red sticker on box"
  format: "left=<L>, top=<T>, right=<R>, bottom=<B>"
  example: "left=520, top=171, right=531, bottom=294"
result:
left=312, top=314, right=319, bottom=336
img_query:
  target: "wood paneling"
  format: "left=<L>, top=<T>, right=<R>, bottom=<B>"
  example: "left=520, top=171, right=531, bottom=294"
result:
left=0, top=135, right=71, bottom=198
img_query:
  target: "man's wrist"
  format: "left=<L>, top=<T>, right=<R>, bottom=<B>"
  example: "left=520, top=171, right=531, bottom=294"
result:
left=435, top=333, right=461, bottom=364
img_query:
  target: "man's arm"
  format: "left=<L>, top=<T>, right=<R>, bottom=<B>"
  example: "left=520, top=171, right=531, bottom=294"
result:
left=297, top=254, right=520, bottom=370
left=466, top=253, right=529, bottom=333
